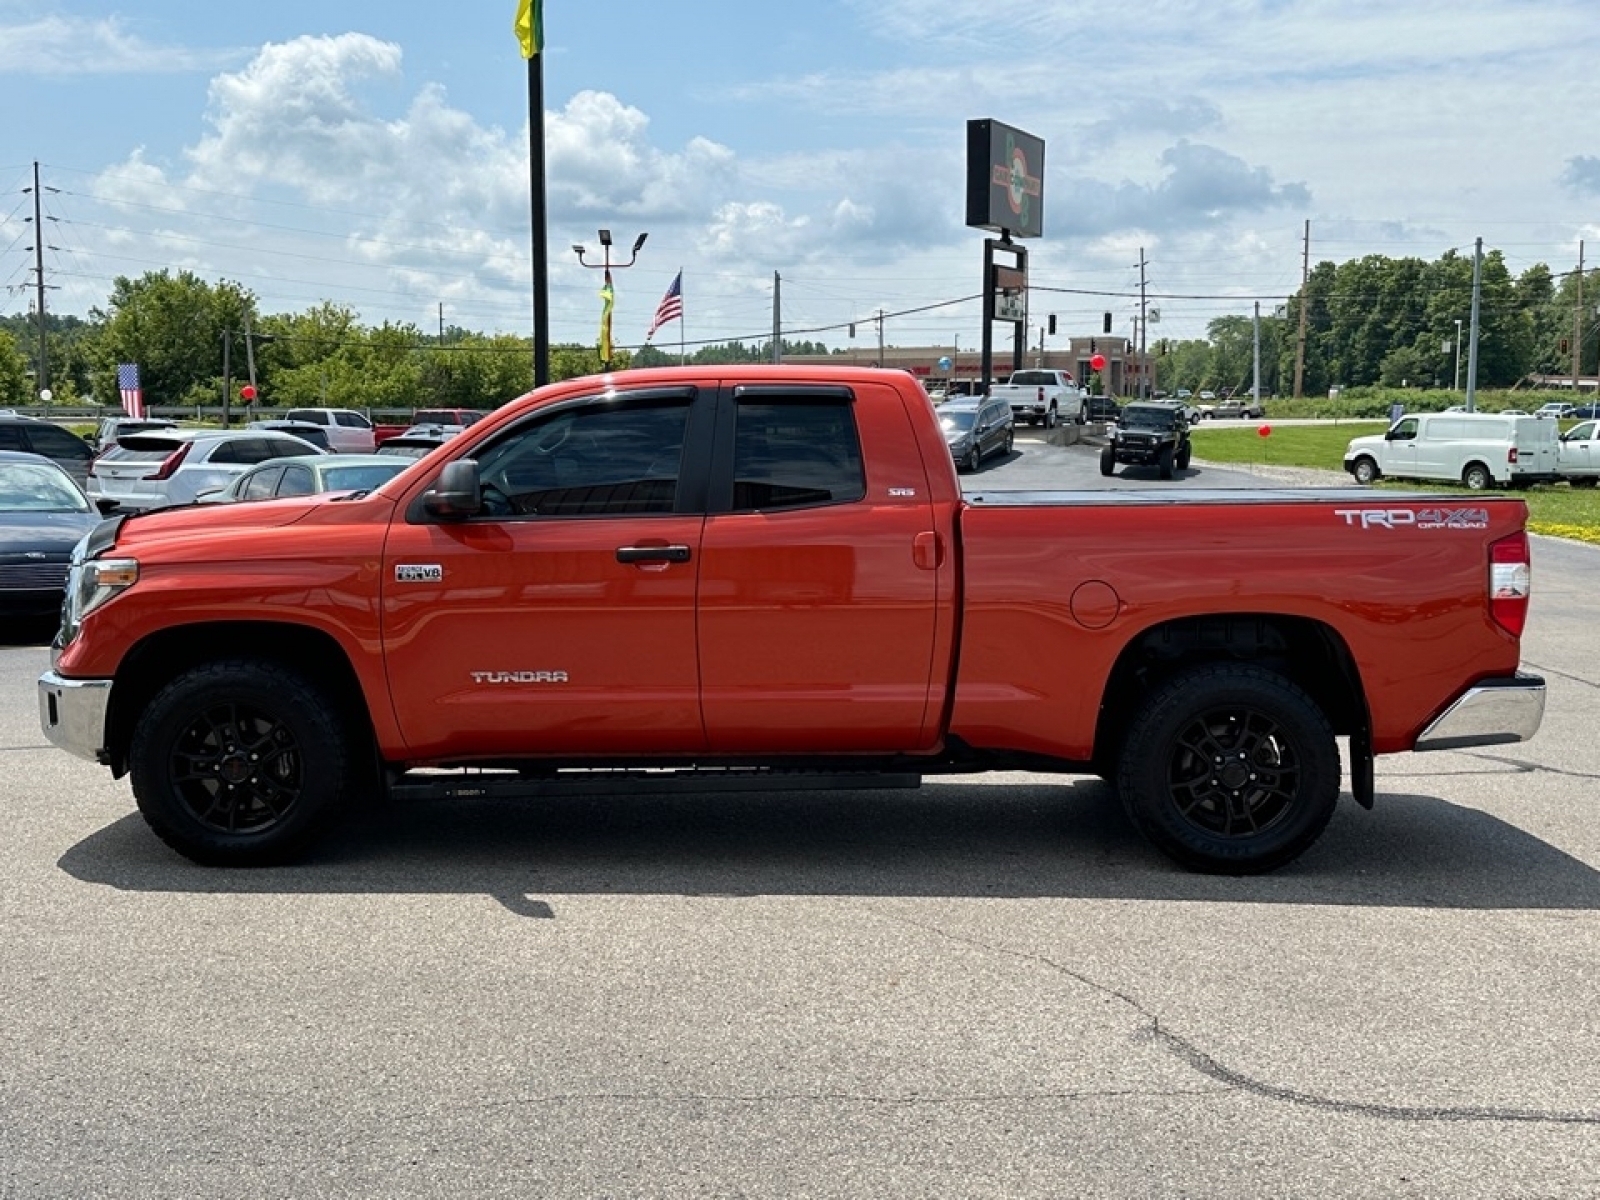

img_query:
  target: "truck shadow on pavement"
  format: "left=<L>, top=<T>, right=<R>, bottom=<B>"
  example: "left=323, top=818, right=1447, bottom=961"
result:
left=57, top=779, right=1600, bottom=913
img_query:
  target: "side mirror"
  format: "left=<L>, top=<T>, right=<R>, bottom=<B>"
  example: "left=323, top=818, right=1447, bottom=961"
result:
left=94, top=497, right=120, bottom=515
left=423, top=459, right=482, bottom=519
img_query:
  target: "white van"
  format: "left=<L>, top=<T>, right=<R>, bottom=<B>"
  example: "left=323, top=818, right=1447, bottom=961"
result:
left=1343, top=411, right=1559, bottom=490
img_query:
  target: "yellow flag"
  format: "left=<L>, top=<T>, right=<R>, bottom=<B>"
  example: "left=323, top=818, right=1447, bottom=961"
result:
left=514, top=0, right=543, bottom=58
left=598, top=271, right=615, bottom=365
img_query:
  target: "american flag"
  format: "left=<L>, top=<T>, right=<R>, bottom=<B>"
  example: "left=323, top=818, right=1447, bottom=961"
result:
left=645, top=271, right=683, bottom=339
left=117, top=363, right=144, bottom=419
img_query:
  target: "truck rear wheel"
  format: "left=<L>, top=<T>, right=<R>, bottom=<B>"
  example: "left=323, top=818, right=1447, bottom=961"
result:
left=1115, top=665, right=1339, bottom=874
left=1044, top=406, right=1057, bottom=430
left=1099, top=445, right=1116, bottom=476
left=129, top=659, right=358, bottom=866
left=1462, top=462, right=1493, bottom=490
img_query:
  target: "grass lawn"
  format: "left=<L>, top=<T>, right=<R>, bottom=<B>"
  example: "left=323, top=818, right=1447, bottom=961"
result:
left=1190, top=421, right=1600, bottom=546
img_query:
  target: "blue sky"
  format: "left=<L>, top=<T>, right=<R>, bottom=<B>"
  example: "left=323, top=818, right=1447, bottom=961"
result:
left=3, top=0, right=1599, bottom=356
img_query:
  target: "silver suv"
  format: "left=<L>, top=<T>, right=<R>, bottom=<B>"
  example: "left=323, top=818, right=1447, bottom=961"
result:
left=87, top=428, right=327, bottom=511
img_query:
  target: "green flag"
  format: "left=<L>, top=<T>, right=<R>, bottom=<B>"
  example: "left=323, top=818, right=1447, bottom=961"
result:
left=514, top=0, right=543, bottom=58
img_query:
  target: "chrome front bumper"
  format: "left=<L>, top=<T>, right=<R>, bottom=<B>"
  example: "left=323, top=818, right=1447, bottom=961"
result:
left=1414, top=673, right=1546, bottom=751
left=38, top=670, right=113, bottom=765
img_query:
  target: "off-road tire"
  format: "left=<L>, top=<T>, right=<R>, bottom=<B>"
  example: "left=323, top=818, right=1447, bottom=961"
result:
left=1115, top=664, right=1340, bottom=874
left=1176, top=444, right=1192, bottom=471
left=1100, top=445, right=1116, bottom=477
left=1158, top=446, right=1176, bottom=480
left=130, top=659, right=359, bottom=866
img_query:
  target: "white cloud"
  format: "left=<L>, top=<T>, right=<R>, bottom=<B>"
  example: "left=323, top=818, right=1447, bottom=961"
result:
left=0, top=15, right=237, bottom=75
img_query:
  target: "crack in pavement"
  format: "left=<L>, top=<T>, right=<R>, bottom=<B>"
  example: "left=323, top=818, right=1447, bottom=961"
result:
left=883, top=914, right=1600, bottom=1127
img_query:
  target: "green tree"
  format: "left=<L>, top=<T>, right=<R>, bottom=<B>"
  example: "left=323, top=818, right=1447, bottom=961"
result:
left=93, top=271, right=258, bottom=410
left=0, top=328, right=31, bottom=405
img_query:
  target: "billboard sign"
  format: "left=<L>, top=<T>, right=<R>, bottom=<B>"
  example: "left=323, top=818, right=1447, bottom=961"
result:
left=966, top=119, right=1045, bottom=239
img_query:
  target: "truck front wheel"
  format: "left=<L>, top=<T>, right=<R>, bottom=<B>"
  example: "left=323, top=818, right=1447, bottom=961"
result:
left=1099, top=445, right=1116, bottom=476
left=1158, top=446, right=1176, bottom=480
left=1351, top=457, right=1380, bottom=485
left=129, top=660, right=358, bottom=866
left=1115, top=665, right=1340, bottom=874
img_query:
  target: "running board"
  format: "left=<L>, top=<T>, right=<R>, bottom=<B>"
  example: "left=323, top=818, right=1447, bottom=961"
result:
left=386, top=766, right=924, bottom=803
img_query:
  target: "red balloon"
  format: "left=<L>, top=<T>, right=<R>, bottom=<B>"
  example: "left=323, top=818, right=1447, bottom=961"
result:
left=240, top=384, right=257, bottom=401
left=1090, top=353, right=1107, bottom=371
left=1257, top=423, right=1271, bottom=438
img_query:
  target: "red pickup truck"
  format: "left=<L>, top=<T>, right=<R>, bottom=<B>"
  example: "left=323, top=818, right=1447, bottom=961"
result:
left=39, top=366, right=1545, bottom=873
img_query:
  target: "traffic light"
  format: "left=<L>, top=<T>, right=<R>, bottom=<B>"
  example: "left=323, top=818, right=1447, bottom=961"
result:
left=1561, top=338, right=1571, bottom=354
left=1090, top=338, right=1097, bottom=354
left=1048, top=314, right=1056, bottom=335
left=1103, top=311, right=1113, bottom=334
left=848, top=323, right=856, bottom=338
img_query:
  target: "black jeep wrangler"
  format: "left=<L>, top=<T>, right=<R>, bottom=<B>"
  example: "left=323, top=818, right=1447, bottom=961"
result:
left=1100, top=400, right=1192, bottom=480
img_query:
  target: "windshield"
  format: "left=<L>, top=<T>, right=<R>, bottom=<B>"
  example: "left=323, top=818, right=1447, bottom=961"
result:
left=940, top=410, right=977, bottom=432
left=324, top=464, right=408, bottom=491
left=1122, top=406, right=1178, bottom=431
left=0, top=462, right=91, bottom=512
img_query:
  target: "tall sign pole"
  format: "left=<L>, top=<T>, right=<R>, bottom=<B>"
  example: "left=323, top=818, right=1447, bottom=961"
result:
left=965, top=119, right=1044, bottom=395
left=1465, top=237, right=1483, bottom=412
left=516, top=1, right=550, bottom=387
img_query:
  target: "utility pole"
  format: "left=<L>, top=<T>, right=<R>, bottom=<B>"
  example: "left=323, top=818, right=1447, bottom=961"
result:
left=28, top=161, right=50, bottom=399
left=1466, top=237, right=1483, bottom=411
left=1574, top=241, right=1585, bottom=392
left=1293, top=219, right=1310, bottom=401
left=1252, top=301, right=1262, bottom=405
left=1138, top=248, right=1149, bottom=398
left=772, top=272, right=782, bottom=364
left=243, top=311, right=260, bottom=410
left=876, top=308, right=885, bottom=368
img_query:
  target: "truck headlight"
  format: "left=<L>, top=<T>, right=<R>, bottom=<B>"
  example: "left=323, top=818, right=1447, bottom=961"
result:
left=61, top=545, right=139, bottom=641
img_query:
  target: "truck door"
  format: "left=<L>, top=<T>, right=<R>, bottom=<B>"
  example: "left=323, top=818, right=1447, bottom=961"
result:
left=696, top=383, right=946, bottom=754
left=1384, top=416, right=1422, bottom=478
left=381, top=386, right=713, bottom=760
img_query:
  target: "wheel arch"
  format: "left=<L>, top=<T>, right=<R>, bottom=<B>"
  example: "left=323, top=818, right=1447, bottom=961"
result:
left=105, top=621, right=377, bottom=777
left=1093, top=613, right=1370, bottom=790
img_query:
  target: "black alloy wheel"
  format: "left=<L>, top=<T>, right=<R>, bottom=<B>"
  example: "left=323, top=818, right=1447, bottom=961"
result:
left=130, top=660, right=358, bottom=865
left=1115, top=665, right=1340, bottom=874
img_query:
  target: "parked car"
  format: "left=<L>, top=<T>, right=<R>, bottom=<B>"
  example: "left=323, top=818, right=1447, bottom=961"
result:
left=90, top=416, right=178, bottom=452
left=247, top=419, right=333, bottom=452
left=1084, top=395, right=1123, bottom=423
left=0, top=413, right=95, bottom=485
left=1536, top=402, right=1577, bottom=419
left=374, top=424, right=463, bottom=460
left=281, top=408, right=378, bottom=453
left=1200, top=397, right=1265, bottom=419
left=1574, top=402, right=1600, bottom=419
left=1556, top=418, right=1600, bottom=486
left=938, top=396, right=1014, bottom=472
left=1100, top=400, right=1193, bottom=479
left=412, top=408, right=487, bottom=428
left=205, top=454, right=412, bottom=503
left=87, top=428, right=330, bottom=511
left=1343, top=411, right=1559, bottom=490
left=0, top=451, right=108, bottom=618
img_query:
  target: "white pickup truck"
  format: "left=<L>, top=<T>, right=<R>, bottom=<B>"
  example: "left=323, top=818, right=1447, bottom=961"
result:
left=989, top=369, right=1086, bottom=428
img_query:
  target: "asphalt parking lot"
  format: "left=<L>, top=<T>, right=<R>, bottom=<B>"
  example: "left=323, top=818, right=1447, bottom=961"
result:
left=3, top=440, right=1597, bottom=1197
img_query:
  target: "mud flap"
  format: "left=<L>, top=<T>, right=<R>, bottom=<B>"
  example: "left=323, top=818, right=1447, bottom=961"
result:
left=1349, top=725, right=1375, bottom=810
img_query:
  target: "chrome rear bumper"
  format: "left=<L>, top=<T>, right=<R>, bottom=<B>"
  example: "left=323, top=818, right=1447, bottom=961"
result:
left=1415, top=673, right=1546, bottom=751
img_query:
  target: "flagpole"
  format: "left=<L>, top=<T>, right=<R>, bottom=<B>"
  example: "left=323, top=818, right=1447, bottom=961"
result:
left=527, top=56, right=549, bottom=387
left=678, top=267, right=686, bottom=366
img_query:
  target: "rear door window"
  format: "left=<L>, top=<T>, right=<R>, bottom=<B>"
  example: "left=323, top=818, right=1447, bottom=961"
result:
left=728, top=397, right=866, bottom=511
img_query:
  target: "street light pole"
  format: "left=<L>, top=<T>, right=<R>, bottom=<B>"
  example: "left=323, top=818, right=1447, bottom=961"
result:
left=573, top=228, right=648, bottom=370
left=1453, top=318, right=1463, bottom=392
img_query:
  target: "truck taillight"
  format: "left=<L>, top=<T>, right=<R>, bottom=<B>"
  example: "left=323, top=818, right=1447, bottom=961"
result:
left=142, top=443, right=193, bottom=481
left=1507, top=447, right=1518, bottom=464
left=1489, top=532, right=1530, bottom=637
